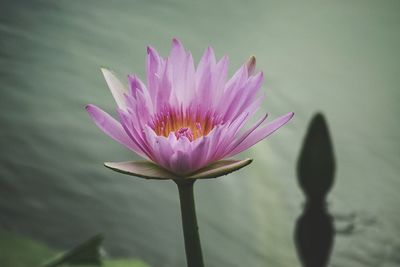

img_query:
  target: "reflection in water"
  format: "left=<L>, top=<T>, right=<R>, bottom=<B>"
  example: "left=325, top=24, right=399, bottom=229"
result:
left=295, top=113, right=335, bottom=267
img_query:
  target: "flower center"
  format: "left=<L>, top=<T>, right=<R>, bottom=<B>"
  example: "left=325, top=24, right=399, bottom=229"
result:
left=151, top=106, right=220, bottom=141
left=175, top=127, right=194, bottom=141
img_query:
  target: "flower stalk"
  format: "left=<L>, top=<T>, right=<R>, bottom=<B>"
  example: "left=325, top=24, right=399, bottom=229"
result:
left=175, top=179, right=204, bottom=267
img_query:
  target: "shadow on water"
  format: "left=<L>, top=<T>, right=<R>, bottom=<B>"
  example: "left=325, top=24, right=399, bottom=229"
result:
left=294, top=113, right=335, bottom=267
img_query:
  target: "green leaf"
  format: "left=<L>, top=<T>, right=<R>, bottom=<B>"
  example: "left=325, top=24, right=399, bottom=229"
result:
left=42, top=234, right=103, bottom=267
left=104, top=159, right=253, bottom=180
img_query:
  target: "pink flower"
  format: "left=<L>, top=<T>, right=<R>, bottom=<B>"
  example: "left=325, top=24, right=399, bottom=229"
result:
left=86, top=39, right=293, bottom=177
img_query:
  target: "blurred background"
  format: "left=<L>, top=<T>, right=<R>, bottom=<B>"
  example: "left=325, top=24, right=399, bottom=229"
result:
left=0, top=0, right=399, bottom=266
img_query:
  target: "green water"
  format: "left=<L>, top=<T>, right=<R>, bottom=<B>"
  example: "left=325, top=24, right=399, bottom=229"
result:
left=0, top=0, right=399, bottom=266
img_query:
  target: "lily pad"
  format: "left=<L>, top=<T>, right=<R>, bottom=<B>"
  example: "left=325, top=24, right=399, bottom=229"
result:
left=42, top=234, right=103, bottom=267
left=104, top=159, right=252, bottom=180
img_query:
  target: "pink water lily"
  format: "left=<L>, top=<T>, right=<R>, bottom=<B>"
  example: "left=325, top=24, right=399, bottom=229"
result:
left=86, top=39, right=293, bottom=177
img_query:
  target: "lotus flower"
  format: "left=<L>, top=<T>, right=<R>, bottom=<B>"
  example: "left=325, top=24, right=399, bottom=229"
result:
left=86, top=39, right=293, bottom=177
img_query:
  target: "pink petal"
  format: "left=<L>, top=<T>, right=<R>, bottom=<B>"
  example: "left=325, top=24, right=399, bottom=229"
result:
left=146, top=46, right=165, bottom=104
left=169, top=38, right=186, bottom=71
left=216, top=65, right=248, bottom=117
left=127, top=74, right=151, bottom=104
left=236, top=72, right=264, bottom=114
left=117, top=109, right=154, bottom=159
left=189, top=136, right=211, bottom=171
left=170, top=150, right=192, bottom=175
left=195, top=46, right=216, bottom=109
left=224, top=64, right=248, bottom=94
left=204, top=125, right=225, bottom=162
left=168, top=38, right=195, bottom=107
left=211, top=55, right=229, bottom=106
left=224, top=112, right=269, bottom=156
left=182, top=52, right=196, bottom=105
left=142, top=127, right=174, bottom=171
left=189, top=125, right=223, bottom=171
left=211, top=112, right=250, bottom=161
left=155, top=58, right=172, bottom=112
left=222, top=72, right=264, bottom=121
left=142, top=128, right=195, bottom=176
left=197, top=46, right=216, bottom=73
left=227, top=112, right=294, bottom=157
left=85, top=104, right=146, bottom=157
left=123, top=93, right=151, bottom=131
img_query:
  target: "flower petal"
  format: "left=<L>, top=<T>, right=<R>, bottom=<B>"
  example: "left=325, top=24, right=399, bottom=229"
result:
left=168, top=38, right=196, bottom=107
left=189, top=134, right=213, bottom=171
left=117, top=109, right=154, bottom=159
left=211, top=55, right=229, bottom=107
left=142, top=127, right=175, bottom=171
left=227, top=112, right=295, bottom=157
left=85, top=104, right=145, bottom=156
left=101, top=68, right=127, bottom=110
left=195, top=46, right=216, bottom=110
left=222, top=71, right=264, bottom=121
left=155, top=58, right=172, bottom=112
left=211, top=111, right=250, bottom=160
left=169, top=150, right=192, bottom=176
left=146, top=46, right=167, bottom=108
left=224, top=112, right=269, bottom=156
left=127, top=74, right=152, bottom=105
left=216, top=64, right=248, bottom=118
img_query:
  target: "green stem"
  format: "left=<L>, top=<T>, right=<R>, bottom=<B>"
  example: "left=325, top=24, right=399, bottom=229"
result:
left=175, top=179, right=204, bottom=267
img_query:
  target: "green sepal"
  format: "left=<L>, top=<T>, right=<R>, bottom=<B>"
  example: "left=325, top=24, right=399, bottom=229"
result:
left=104, top=158, right=253, bottom=180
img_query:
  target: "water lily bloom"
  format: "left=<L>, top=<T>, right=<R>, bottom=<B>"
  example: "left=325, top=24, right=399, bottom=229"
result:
left=86, top=39, right=293, bottom=177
